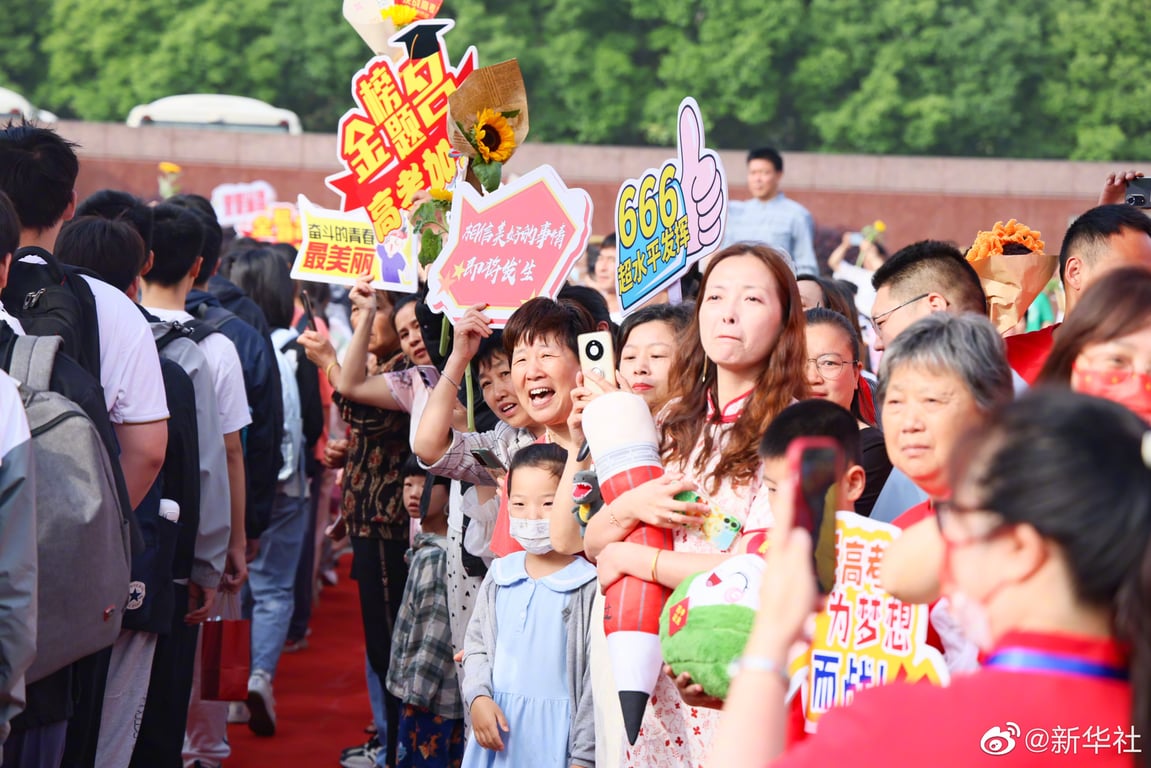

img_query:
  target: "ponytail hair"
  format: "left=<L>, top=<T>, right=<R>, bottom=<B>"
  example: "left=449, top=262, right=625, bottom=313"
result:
left=955, top=388, right=1151, bottom=754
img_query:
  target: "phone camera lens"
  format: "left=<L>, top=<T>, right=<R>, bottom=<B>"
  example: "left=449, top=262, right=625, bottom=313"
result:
left=1129, top=194, right=1147, bottom=207
left=585, top=340, right=604, bottom=361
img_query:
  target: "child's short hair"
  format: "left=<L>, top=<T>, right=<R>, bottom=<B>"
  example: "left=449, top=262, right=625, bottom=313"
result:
left=758, top=400, right=863, bottom=466
left=401, top=455, right=427, bottom=480
left=475, top=330, right=507, bottom=373
left=401, top=455, right=451, bottom=489
left=507, top=443, right=568, bottom=493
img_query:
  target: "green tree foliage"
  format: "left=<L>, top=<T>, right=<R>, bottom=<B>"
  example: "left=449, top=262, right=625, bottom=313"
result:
left=0, top=0, right=52, bottom=106
left=7, top=0, right=1150, bottom=159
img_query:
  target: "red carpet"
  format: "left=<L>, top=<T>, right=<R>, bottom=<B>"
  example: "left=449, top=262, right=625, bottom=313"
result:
left=226, top=559, right=373, bottom=767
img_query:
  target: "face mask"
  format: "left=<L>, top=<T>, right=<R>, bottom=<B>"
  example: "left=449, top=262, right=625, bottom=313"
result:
left=509, top=517, right=552, bottom=555
left=1072, top=366, right=1151, bottom=424
left=944, top=590, right=995, bottom=652
left=939, top=530, right=1005, bottom=653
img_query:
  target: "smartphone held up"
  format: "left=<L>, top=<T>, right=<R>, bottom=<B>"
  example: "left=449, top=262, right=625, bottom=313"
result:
left=786, top=437, right=844, bottom=595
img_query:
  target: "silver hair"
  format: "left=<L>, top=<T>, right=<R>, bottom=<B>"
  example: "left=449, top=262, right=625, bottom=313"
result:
left=876, top=313, right=1014, bottom=415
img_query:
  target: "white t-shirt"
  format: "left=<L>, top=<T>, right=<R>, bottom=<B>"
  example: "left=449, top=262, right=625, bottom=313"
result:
left=83, top=276, right=170, bottom=425
left=146, top=307, right=252, bottom=435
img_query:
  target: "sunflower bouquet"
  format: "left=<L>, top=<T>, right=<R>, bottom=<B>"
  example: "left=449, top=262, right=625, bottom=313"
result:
left=965, top=219, right=1056, bottom=334
left=447, top=59, right=530, bottom=193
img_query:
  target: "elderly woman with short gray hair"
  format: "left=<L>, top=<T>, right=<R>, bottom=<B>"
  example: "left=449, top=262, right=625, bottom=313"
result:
left=874, top=312, right=1014, bottom=605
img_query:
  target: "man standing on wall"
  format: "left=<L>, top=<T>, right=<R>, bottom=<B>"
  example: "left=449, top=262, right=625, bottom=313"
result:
left=723, top=147, right=817, bottom=275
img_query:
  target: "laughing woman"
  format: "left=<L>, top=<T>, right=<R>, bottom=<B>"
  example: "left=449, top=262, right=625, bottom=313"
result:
left=582, top=243, right=809, bottom=768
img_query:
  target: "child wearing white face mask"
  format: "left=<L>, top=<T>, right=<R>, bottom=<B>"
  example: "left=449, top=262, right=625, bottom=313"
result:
left=460, top=444, right=598, bottom=768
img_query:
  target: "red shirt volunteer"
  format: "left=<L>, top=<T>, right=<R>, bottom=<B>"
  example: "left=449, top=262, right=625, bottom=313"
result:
left=774, top=630, right=1134, bottom=766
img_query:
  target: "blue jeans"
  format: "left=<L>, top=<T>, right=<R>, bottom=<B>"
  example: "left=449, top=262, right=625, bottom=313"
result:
left=244, top=493, right=308, bottom=678
left=366, top=653, right=388, bottom=767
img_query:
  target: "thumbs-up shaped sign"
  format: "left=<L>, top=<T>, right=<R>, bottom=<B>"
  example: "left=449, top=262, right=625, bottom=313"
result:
left=676, top=99, right=727, bottom=256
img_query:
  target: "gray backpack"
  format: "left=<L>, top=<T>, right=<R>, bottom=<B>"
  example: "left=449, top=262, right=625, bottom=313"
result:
left=9, top=335, right=130, bottom=682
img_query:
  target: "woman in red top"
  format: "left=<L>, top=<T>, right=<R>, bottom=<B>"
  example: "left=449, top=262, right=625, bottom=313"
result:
left=712, top=388, right=1151, bottom=767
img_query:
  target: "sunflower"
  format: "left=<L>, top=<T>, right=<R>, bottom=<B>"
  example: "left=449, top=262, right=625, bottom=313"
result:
left=158, top=161, right=182, bottom=174
left=429, top=187, right=453, bottom=202
left=380, top=4, right=419, bottom=29
left=473, top=108, right=516, bottom=164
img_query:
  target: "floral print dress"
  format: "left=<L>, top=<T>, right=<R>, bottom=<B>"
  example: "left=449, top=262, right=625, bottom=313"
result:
left=623, top=392, right=773, bottom=768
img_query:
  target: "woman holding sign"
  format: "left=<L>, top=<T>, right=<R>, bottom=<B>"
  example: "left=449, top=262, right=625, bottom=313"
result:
left=583, top=243, right=808, bottom=767
left=710, top=389, right=1151, bottom=768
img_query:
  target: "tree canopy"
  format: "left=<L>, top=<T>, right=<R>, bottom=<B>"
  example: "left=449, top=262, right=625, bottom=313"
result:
left=2, top=0, right=1149, bottom=160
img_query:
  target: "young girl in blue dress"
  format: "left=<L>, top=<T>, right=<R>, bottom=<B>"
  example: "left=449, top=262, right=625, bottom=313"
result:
left=460, top=443, right=597, bottom=768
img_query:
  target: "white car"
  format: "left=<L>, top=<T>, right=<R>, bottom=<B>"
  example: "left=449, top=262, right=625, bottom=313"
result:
left=126, top=94, right=302, bottom=135
left=0, top=86, right=57, bottom=123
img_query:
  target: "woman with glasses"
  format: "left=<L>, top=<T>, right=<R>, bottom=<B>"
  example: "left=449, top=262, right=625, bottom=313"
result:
left=803, top=308, right=891, bottom=517
left=1038, top=266, right=1151, bottom=424
left=709, top=388, right=1150, bottom=768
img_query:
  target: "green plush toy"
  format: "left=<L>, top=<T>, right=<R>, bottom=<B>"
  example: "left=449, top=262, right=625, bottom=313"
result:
left=659, top=554, right=766, bottom=700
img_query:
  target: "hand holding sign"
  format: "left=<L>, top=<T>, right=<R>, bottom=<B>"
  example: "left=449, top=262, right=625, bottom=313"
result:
left=677, top=100, right=725, bottom=256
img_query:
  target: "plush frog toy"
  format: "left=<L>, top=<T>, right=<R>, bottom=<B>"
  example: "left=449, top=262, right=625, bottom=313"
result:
left=659, top=553, right=765, bottom=699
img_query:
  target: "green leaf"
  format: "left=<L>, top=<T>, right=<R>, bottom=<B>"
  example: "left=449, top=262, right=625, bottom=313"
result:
left=455, top=120, right=480, bottom=153
left=500, top=109, right=521, bottom=118
left=473, top=161, right=503, bottom=193
left=419, top=228, right=443, bottom=267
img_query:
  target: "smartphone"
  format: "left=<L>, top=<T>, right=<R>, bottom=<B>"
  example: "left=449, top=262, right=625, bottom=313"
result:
left=300, top=289, right=318, bottom=332
left=848, top=232, right=864, bottom=246
left=675, top=490, right=742, bottom=551
left=786, top=437, right=844, bottom=594
left=470, top=447, right=506, bottom=471
left=577, top=330, right=616, bottom=387
left=1125, top=178, right=1151, bottom=209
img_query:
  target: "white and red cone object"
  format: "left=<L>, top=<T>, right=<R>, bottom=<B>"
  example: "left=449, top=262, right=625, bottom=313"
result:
left=582, top=392, right=672, bottom=745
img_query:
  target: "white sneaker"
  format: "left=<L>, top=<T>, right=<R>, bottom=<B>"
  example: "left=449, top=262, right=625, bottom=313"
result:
left=246, top=670, right=276, bottom=736
left=227, top=701, right=250, bottom=724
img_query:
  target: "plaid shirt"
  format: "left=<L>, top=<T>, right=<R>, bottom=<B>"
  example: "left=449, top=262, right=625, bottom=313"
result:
left=386, top=532, right=463, bottom=719
left=419, top=420, right=536, bottom=486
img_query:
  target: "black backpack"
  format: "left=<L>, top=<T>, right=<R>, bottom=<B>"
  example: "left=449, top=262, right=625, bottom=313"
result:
left=121, top=357, right=200, bottom=635
left=1, top=246, right=102, bottom=382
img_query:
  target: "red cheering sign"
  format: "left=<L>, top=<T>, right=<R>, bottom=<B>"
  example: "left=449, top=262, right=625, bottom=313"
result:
left=424, top=165, right=593, bottom=327
left=326, top=19, right=477, bottom=239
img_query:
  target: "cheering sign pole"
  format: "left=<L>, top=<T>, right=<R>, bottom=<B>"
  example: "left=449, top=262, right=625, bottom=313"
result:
left=614, top=98, right=727, bottom=315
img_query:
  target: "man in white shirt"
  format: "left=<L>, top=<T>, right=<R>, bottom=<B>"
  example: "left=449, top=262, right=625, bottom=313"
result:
left=141, top=204, right=252, bottom=768
left=142, top=204, right=252, bottom=586
left=722, top=147, right=817, bottom=276
left=0, top=122, right=170, bottom=767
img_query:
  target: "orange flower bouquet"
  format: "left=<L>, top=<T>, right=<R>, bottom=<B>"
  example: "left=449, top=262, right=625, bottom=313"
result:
left=965, top=219, right=1056, bottom=334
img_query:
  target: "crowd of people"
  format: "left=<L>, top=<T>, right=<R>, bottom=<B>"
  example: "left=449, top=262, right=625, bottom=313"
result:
left=0, top=123, right=1148, bottom=768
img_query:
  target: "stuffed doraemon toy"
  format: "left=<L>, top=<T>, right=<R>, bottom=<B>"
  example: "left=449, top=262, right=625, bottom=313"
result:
left=659, top=554, right=765, bottom=699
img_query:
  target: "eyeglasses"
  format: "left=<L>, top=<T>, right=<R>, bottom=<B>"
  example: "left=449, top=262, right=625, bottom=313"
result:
left=870, top=293, right=929, bottom=336
left=935, top=499, right=1011, bottom=547
left=805, top=353, right=859, bottom=381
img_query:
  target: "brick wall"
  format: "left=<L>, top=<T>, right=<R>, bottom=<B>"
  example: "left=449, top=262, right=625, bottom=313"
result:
left=61, top=121, right=1140, bottom=254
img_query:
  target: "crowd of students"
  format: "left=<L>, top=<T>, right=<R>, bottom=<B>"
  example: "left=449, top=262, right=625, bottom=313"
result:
left=0, top=124, right=1148, bottom=768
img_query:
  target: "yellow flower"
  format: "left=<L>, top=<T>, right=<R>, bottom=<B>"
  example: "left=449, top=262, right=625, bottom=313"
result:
left=472, top=108, right=516, bottom=164
left=874, top=220, right=887, bottom=232
left=429, top=188, right=453, bottom=202
left=158, top=161, right=182, bottom=174
left=380, top=4, right=419, bottom=28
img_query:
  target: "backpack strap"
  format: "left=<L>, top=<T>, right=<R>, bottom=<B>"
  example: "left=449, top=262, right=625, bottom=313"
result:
left=185, top=318, right=221, bottom=345
left=13, top=246, right=66, bottom=284
left=154, top=321, right=192, bottom=353
left=9, top=334, right=63, bottom=392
